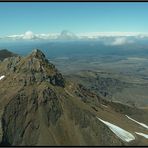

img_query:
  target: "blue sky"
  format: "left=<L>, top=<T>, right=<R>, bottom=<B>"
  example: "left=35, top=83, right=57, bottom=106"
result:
left=0, top=2, right=148, bottom=36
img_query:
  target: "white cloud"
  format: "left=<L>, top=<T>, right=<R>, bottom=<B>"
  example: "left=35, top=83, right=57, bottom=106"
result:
left=7, top=34, right=23, bottom=40
left=104, top=37, right=134, bottom=46
left=2, top=31, right=59, bottom=40
left=78, top=32, right=145, bottom=38
left=22, top=31, right=35, bottom=40
left=6, top=31, right=35, bottom=40
left=35, top=33, right=58, bottom=40
left=1, top=30, right=78, bottom=41
left=111, top=37, right=129, bottom=45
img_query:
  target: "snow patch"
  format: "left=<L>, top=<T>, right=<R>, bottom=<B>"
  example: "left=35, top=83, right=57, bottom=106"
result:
left=64, top=89, right=74, bottom=98
left=135, top=132, right=148, bottom=139
left=102, top=104, right=108, bottom=108
left=0, top=75, right=5, bottom=80
left=96, top=117, right=135, bottom=142
left=126, top=115, right=148, bottom=129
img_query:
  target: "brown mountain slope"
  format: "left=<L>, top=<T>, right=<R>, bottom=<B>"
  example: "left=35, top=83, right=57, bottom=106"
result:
left=66, top=70, right=148, bottom=107
left=0, top=49, right=147, bottom=146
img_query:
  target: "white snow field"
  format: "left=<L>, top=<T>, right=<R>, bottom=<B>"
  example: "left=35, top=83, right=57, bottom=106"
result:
left=0, top=75, right=5, bottom=81
left=126, top=115, right=148, bottom=129
left=96, top=117, right=135, bottom=142
left=135, top=132, right=148, bottom=139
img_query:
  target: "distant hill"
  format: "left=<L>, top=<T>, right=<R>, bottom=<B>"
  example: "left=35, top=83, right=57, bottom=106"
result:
left=0, top=49, right=17, bottom=61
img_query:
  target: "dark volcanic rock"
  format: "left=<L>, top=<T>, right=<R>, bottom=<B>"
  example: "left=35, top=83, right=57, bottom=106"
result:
left=0, top=49, right=17, bottom=61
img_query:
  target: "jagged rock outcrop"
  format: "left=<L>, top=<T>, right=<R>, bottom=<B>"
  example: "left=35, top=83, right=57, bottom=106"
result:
left=0, top=49, right=65, bottom=87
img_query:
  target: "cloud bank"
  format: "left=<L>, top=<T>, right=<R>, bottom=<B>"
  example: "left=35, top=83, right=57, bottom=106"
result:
left=1, top=30, right=148, bottom=46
